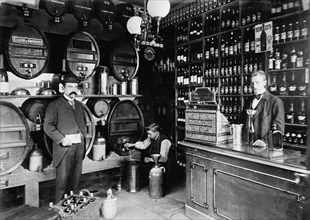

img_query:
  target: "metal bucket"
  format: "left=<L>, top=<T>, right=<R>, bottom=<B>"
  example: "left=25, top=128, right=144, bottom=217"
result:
left=127, top=159, right=140, bottom=193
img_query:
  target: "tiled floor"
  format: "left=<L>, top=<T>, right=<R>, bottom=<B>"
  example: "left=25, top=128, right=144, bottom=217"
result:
left=108, top=185, right=190, bottom=220
left=1, top=166, right=190, bottom=220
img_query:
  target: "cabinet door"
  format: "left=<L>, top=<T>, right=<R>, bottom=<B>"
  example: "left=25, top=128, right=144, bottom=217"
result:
left=188, top=161, right=208, bottom=209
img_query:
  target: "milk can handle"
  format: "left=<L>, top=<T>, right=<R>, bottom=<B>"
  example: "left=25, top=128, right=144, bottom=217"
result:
left=161, top=167, right=166, bottom=173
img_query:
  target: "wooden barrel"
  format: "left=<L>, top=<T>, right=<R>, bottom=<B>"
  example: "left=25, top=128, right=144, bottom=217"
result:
left=69, top=0, right=93, bottom=27
left=0, top=101, right=31, bottom=176
left=5, top=24, right=50, bottom=79
left=110, top=38, right=139, bottom=81
left=116, top=3, right=134, bottom=27
left=106, top=100, right=144, bottom=156
left=65, top=31, right=100, bottom=81
left=20, top=98, right=50, bottom=123
left=94, top=0, right=116, bottom=25
left=44, top=103, right=95, bottom=157
left=42, top=0, right=68, bottom=23
left=86, top=98, right=111, bottom=118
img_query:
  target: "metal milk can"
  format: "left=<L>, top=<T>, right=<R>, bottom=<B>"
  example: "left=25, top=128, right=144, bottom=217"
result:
left=92, top=131, right=106, bottom=161
left=149, top=154, right=166, bottom=199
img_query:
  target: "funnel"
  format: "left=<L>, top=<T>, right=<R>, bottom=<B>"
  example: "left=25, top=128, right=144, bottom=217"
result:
left=150, top=154, right=161, bottom=166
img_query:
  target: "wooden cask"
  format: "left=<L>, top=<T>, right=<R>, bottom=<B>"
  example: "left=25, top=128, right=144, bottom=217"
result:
left=110, top=38, right=139, bottom=81
left=65, top=31, right=100, bottom=81
left=5, top=24, right=50, bottom=79
left=106, top=100, right=144, bottom=155
left=0, top=101, right=31, bottom=176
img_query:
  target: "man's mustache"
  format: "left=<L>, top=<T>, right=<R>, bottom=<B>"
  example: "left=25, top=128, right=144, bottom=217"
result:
left=69, top=91, right=77, bottom=96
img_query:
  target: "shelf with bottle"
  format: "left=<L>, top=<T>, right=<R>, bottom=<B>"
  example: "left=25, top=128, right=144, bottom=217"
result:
left=204, top=36, right=219, bottom=59
left=219, top=76, right=242, bottom=95
left=284, top=97, right=307, bottom=125
left=176, top=45, right=189, bottom=65
left=204, top=8, right=220, bottom=37
left=273, top=16, right=309, bottom=45
left=189, top=17, right=203, bottom=41
left=220, top=1, right=239, bottom=32
left=283, top=129, right=307, bottom=151
left=269, top=2, right=308, bottom=20
left=240, top=0, right=270, bottom=27
left=219, top=30, right=242, bottom=58
left=176, top=21, right=189, bottom=45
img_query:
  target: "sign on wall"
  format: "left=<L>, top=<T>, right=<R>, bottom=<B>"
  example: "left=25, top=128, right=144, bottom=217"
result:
left=255, top=21, right=273, bottom=53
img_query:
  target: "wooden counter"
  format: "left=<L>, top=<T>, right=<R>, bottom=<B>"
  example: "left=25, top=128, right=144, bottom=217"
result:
left=179, top=140, right=310, bottom=220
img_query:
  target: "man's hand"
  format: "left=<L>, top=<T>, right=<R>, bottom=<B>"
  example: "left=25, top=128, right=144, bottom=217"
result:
left=124, top=143, right=135, bottom=148
left=61, top=137, right=72, bottom=146
left=144, top=157, right=154, bottom=163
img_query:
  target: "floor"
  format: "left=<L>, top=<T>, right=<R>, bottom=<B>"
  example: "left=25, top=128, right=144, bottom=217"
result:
left=1, top=166, right=191, bottom=220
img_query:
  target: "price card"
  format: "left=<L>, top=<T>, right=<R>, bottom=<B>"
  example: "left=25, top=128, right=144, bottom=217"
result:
left=255, top=21, right=273, bottom=53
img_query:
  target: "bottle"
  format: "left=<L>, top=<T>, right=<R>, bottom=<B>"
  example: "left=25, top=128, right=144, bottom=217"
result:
left=0, top=54, right=9, bottom=96
left=92, top=129, right=106, bottom=161
left=280, top=24, right=287, bottom=43
left=293, top=20, right=300, bottom=41
left=274, top=25, right=280, bottom=44
left=297, top=73, right=307, bottom=96
left=29, top=143, right=43, bottom=172
left=296, top=49, right=304, bottom=68
left=271, top=124, right=283, bottom=151
left=281, top=52, right=288, bottom=69
left=269, top=73, right=278, bottom=95
left=279, top=72, right=288, bottom=95
left=286, top=102, right=295, bottom=123
left=290, top=47, right=297, bottom=68
left=274, top=49, right=282, bottom=70
left=288, top=72, right=297, bottom=95
left=260, top=24, right=267, bottom=51
left=269, top=50, right=275, bottom=70
left=35, top=114, right=42, bottom=131
left=297, top=99, right=306, bottom=125
left=286, top=23, right=293, bottom=41
left=244, top=28, right=250, bottom=53
left=300, top=18, right=308, bottom=39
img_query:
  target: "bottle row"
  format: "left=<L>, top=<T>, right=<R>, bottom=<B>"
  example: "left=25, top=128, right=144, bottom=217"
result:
left=283, top=130, right=307, bottom=146
left=220, top=76, right=241, bottom=95
left=154, top=56, right=175, bottom=73
left=285, top=98, right=307, bottom=125
left=176, top=109, right=186, bottom=127
left=176, top=89, right=189, bottom=106
left=271, top=0, right=304, bottom=18
left=273, top=17, right=309, bottom=44
left=269, top=46, right=309, bottom=70
left=162, top=0, right=236, bottom=27
left=269, top=71, right=308, bottom=96
left=219, top=96, right=242, bottom=114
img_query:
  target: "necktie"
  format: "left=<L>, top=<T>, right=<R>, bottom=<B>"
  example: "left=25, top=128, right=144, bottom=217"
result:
left=69, top=100, right=75, bottom=109
left=254, top=94, right=262, bottom=100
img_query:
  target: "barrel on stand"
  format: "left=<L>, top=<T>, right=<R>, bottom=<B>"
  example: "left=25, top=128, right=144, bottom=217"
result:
left=110, top=38, right=139, bottom=81
left=94, top=0, right=116, bottom=27
left=65, top=31, right=100, bottom=81
left=106, top=100, right=144, bottom=156
left=116, top=3, right=134, bottom=28
left=69, top=0, right=93, bottom=27
left=5, top=24, right=50, bottom=79
left=20, top=98, right=50, bottom=124
left=42, top=0, right=68, bottom=23
left=86, top=98, right=111, bottom=119
left=0, top=101, right=31, bottom=176
left=44, top=103, right=95, bottom=158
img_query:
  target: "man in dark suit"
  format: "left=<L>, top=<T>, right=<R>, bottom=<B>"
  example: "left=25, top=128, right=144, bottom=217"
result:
left=44, top=75, right=86, bottom=202
left=242, top=70, right=285, bottom=147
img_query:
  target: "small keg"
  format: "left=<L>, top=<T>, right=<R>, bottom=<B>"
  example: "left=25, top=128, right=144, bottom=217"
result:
left=130, top=78, right=138, bottom=95
left=120, top=81, right=127, bottom=95
left=112, top=84, right=118, bottom=95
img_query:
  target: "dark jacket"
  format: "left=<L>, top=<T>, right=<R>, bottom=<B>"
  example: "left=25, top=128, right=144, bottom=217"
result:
left=147, top=133, right=169, bottom=156
left=44, top=96, right=86, bottom=167
left=241, top=91, right=285, bottom=143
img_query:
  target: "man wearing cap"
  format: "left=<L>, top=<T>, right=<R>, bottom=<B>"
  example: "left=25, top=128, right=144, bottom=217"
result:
left=44, top=75, right=86, bottom=203
left=241, top=70, right=285, bottom=148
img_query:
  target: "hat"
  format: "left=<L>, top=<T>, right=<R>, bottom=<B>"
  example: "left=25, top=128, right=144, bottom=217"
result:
left=61, top=74, right=79, bottom=84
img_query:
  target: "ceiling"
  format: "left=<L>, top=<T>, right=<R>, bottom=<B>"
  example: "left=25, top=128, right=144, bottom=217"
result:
left=115, top=0, right=183, bottom=9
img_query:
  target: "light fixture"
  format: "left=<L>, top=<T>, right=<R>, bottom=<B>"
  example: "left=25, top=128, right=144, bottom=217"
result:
left=126, top=0, right=170, bottom=50
left=147, top=0, right=170, bottom=40
left=126, top=16, right=143, bottom=50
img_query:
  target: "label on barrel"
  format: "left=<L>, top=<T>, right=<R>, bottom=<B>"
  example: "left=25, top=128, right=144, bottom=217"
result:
left=12, top=36, right=43, bottom=46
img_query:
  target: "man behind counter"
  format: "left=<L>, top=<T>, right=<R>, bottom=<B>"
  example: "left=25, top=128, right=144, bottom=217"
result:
left=44, top=75, right=87, bottom=203
left=241, top=70, right=285, bottom=147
